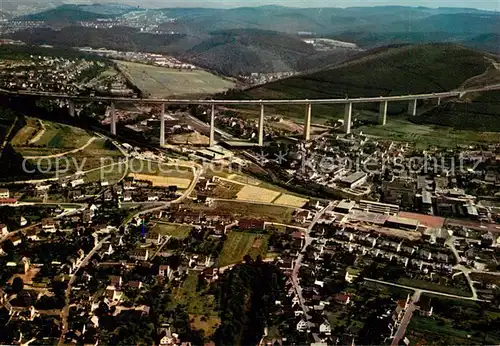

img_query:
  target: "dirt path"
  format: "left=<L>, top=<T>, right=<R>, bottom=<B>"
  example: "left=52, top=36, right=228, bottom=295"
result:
left=24, top=136, right=97, bottom=159
left=28, top=119, right=46, bottom=144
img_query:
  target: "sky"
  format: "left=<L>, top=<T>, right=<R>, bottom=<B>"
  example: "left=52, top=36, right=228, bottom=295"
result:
left=206, top=0, right=499, bottom=10
left=55, top=0, right=500, bottom=11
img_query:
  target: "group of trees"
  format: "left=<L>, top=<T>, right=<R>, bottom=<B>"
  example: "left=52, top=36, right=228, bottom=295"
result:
left=213, top=261, right=286, bottom=345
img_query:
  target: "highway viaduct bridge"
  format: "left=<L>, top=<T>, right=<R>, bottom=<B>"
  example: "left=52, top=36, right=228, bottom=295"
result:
left=2, top=84, right=499, bottom=147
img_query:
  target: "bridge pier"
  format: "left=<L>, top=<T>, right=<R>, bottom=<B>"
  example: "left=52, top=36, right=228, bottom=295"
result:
left=110, top=102, right=116, bottom=135
left=160, top=103, right=165, bottom=147
left=209, top=104, right=216, bottom=147
left=304, top=103, right=312, bottom=141
left=437, top=97, right=441, bottom=106
left=344, top=102, right=352, bottom=134
left=68, top=100, right=75, bottom=117
left=379, top=101, right=388, bottom=125
left=408, top=99, right=417, bottom=116
left=258, top=103, right=265, bottom=146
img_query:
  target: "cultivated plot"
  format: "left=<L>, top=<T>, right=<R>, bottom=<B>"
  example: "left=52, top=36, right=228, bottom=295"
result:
left=273, top=193, right=309, bottom=207
left=115, top=60, right=236, bottom=98
left=236, top=185, right=281, bottom=203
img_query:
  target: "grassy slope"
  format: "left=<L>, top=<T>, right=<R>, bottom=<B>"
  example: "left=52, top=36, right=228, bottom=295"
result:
left=413, top=90, right=500, bottom=132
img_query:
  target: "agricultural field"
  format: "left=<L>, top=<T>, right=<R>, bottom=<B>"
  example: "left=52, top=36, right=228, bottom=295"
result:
left=273, top=193, right=309, bottom=207
left=211, top=179, right=243, bottom=199
left=129, top=173, right=191, bottom=189
left=128, top=159, right=194, bottom=179
left=83, top=161, right=127, bottom=184
left=236, top=185, right=281, bottom=203
left=213, top=200, right=295, bottom=224
left=115, top=60, right=235, bottom=98
left=151, top=222, right=192, bottom=239
left=218, top=231, right=270, bottom=267
left=12, top=118, right=94, bottom=155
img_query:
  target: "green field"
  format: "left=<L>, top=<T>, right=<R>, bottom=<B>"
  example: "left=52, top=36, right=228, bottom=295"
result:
left=83, top=161, right=127, bottom=184
left=115, top=60, right=236, bottom=98
left=213, top=200, right=295, bottom=224
left=396, top=277, right=471, bottom=297
left=27, top=138, right=124, bottom=177
left=218, top=231, right=270, bottom=267
left=407, top=296, right=500, bottom=345
left=168, top=271, right=218, bottom=318
left=152, top=222, right=192, bottom=239
left=12, top=118, right=94, bottom=155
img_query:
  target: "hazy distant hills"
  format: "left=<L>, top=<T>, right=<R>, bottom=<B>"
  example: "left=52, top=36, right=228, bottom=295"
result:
left=181, top=29, right=317, bottom=76
left=16, top=4, right=138, bottom=22
left=10, top=5, right=500, bottom=54
left=9, top=27, right=339, bottom=75
left=9, top=27, right=186, bottom=52
left=7, top=4, right=500, bottom=77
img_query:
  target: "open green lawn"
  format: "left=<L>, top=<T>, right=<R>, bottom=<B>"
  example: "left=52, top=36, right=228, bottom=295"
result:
left=115, top=60, right=235, bottom=98
left=218, top=231, right=270, bottom=267
left=152, top=222, right=192, bottom=239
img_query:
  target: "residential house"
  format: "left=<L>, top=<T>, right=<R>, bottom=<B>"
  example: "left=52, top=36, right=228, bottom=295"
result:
left=129, top=249, right=149, bottom=261
left=110, top=275, right=123, bottom=288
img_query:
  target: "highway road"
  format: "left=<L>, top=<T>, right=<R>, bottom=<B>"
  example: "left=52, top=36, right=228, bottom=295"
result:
left=2, top=84, right=500, bottom=105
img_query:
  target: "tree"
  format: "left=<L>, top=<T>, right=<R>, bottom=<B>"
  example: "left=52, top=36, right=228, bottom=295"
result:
left=12, top=277, right=24, bottom=294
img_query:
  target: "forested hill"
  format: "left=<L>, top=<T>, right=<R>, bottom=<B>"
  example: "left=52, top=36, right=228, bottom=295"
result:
left=9, top=27, right=356, bottom=76
left=180, top=29, right=316, bottom=76
left=234, top=44, right=494, bottom=100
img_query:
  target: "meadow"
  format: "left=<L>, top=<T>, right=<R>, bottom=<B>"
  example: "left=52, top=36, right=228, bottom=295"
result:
left=115, top=60, right=236, bottom=98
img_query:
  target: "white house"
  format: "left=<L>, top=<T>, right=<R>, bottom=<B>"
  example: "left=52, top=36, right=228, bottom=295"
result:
left=319, top=321, right=332, bottom=335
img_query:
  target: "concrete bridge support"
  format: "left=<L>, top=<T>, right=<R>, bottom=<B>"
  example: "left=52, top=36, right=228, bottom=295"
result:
left=258, top=103, right=265, bottom=146
left=160, top=103, right=165, bottom=146
left=408, top=99, right=417, bottom=116
left=437, top=97, right=441, bottom=106
left=209, top=104, right=216, bottom=147
left=68, top=101, right=75, bottom=117
left=304, top=103, right=312, bottom=141
left=110, top=102, right=116, bottom=135
left=344, top=102, right=353, bottom=134
left=379, top=100, right=388, bottom=125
